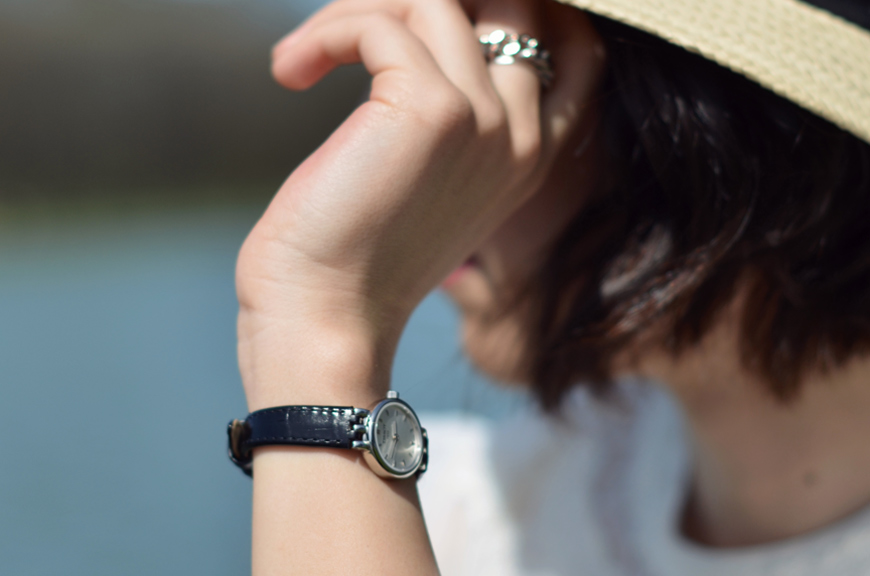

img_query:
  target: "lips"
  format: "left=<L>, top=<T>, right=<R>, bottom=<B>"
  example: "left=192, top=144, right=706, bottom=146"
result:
left=441, top=256, right=479, bottom=288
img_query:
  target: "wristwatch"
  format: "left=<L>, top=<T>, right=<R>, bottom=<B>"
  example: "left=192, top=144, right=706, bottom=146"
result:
left=227, top=391, right=428, bottom=480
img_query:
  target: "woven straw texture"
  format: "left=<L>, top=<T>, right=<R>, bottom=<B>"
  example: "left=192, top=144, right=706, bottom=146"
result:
left=558, top=0, right=870, bottom=144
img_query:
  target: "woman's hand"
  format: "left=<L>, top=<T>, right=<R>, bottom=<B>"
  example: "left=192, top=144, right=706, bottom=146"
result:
left=237, top=1, right=603, bottom=574
left=237, top=0, right=602, bottom=409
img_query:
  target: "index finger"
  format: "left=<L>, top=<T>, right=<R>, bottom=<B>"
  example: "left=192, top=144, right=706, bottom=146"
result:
left=271, top=12, right=445, bottom=95
left=273, top=0, right=501, bottom=130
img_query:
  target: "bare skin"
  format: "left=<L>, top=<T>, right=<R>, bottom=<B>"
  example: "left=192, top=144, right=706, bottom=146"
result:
left=236, top=0, right=603, bottom=573
left=448, top=197, right=870, bottom=551
left=237, top=0, right=870, bottom=572
left=450, top=213, right=870, bottom=550
left=634, top=294, right=870, bottom=548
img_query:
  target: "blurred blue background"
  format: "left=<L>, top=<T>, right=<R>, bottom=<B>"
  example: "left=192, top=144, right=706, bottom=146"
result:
left=0, top=1, right=527, bottom=574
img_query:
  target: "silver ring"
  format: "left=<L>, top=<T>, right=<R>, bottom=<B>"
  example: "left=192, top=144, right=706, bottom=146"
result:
left=479, top=29, right=554, bottom=89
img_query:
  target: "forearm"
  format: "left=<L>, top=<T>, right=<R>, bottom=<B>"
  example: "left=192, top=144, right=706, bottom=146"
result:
left=236, top=0, right=593, bottom=568
left=241, top=318, right=439, bottom=576
left=252, top=448, right=438, bottom=576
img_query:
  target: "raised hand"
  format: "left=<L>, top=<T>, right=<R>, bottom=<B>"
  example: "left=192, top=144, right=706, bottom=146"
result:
left=240, top=1, right=606, bottom=574
left=236, top=0, right=604, bottom=411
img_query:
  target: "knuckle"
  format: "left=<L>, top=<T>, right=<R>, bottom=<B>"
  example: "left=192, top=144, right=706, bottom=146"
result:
left=418, top=84, right=476, bottom=135
left=514, top=124, right=543, bottom=169
left=429, top=0, right=460, bottom=10
left=409, top=0, right=445, bottom=9
left=316, top=0, right=347, bottom=20
left=477, top=105, right=508, bottom=139
left=364, top=10, right=402, bottom=31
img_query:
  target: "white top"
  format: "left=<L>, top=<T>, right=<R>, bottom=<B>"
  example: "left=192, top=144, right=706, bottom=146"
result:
left=417, top=381, right=870, bottom=575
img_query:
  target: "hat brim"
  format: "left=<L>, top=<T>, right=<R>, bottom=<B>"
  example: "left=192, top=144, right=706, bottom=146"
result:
left=558, top=0, right=870, bottom=144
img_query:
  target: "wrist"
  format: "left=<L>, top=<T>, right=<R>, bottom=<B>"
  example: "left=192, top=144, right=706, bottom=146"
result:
left=238, top=307, right=404, bottom=411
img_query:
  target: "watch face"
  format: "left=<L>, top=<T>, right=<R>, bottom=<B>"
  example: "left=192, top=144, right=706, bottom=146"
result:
left=372, top=400, right=423, bottom=475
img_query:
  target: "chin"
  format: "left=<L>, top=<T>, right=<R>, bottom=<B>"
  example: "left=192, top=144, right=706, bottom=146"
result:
left=459, top=314, right=533, bottom=387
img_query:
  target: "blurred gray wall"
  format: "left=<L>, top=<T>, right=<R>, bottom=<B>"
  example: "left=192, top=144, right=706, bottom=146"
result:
left=0, top=0, right=369, bottom=199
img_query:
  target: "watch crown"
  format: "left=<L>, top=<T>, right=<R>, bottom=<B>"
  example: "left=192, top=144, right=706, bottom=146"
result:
left=386, top=390, right=399, bottom=399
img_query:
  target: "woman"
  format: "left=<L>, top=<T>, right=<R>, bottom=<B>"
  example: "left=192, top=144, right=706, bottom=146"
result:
left=229, top=0, right=870, bottom=573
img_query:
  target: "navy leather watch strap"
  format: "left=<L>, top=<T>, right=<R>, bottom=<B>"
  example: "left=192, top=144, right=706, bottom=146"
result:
left=227, top=405, right=363, bottom=477
left=246, top=406, right=358, bottom=449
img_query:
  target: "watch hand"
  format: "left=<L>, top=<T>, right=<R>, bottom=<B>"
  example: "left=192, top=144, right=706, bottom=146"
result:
left=387, top=434, right=397, bottom=461
left=387, top=421, right=398, bottom=461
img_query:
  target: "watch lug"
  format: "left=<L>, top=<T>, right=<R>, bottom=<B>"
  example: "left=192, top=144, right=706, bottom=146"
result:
left=227, top=419, right=253, bottom=477
left=417, top=428, right=429, bottom=476
left=351, top=408, right=371, bottom=451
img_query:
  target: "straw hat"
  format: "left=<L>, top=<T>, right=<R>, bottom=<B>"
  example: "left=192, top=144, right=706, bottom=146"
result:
left=556, top=0, right=870, bottom=144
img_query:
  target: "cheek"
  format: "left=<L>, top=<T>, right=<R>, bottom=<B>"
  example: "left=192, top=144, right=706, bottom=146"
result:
left=479, top=154, right=600, bottom=288
left=460, top=308, right=533, bottom=386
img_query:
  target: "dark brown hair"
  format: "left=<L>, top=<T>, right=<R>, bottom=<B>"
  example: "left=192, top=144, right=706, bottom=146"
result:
left=527, top=16, right=870, bottom=411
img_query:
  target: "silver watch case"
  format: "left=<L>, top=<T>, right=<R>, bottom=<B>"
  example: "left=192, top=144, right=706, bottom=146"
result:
left=351, top=391, right=428, bottom=479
